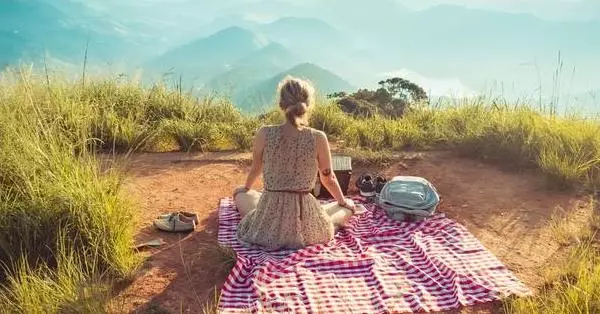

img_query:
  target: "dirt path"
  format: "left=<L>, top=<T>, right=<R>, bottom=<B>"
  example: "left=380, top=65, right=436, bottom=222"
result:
left=114, top=151, right=583, bottom=313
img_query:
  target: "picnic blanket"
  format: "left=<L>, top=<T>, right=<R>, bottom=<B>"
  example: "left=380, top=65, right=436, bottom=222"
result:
left=218, top=198, right=530, bottom=313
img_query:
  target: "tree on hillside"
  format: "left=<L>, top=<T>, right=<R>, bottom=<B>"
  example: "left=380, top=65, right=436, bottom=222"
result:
left=328, top=77, right=428, bottom=118
left=378, top=78, right=428, bottom=104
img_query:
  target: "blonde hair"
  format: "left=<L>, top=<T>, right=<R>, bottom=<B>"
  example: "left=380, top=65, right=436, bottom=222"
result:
left=277, top=76, right=315, bottom=127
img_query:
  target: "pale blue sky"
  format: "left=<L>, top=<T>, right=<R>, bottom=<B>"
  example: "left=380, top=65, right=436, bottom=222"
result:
left=82, top=0, right=599, bottom=21
left=400, top=0, right=599, bottom=20
left=265, top=0, right=599, bottom=20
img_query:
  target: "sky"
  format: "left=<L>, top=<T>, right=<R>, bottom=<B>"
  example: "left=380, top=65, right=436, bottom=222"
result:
left=79, top=0, right=599, bottom=22
left=400, top=0, right=599, bottom=20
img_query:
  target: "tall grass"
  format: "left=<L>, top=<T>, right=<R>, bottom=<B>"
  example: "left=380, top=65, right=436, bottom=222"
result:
left=4, top=70, right=597, bottom=191
left=506, top=198, right=600, bottom=314
left=0, top=70, right=598, bottom=312
left=507, top=242, right=600, bottom=314
left=0, top=71, right=141, bottom=311
left=311, top=102, right=600, bottom=190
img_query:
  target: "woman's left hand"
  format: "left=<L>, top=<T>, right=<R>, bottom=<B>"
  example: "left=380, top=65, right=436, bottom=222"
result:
left=233, top=186, right=249, bottom=199
left=338, top=198, right=356, bottom=214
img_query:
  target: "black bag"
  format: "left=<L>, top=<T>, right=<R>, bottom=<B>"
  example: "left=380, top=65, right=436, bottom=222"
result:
left=312, top=156, right=352, bottom=199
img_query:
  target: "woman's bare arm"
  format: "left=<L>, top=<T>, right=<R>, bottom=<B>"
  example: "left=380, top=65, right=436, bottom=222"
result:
left=243, top=127, right=267, bottom=190
left=315, top=131, right=355, bottom=211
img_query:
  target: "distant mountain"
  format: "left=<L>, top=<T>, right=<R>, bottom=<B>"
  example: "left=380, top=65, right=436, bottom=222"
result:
left=311, top=0, right=410, bottom=36
left=0, top=0, right=143, bottom=69
left=1, top=0, right=86, bottom=65
left=254, top=17, right=381, bottom=88
left=257, top=17, right=350, bottom=61
left=235, top=63, right=354, bottom=113
left=206, top=43, right=300, bottom=95
left=145, top=27, right=269, bottom=84
left=3, top=0, right=598, bottom=103
left=236, top=43, right=298, bottom=69
left=366, top=5, right=600, bottom=91
left=197, top=14, right=260, bottom=38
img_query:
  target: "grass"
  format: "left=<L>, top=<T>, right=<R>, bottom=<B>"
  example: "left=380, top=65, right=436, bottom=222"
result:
left=313, top=102, right=600, bottom=190
left=0, top=69, right=599, bottom=312
left=0, top=71, right=140, bottom=312
left=505, top=198, right=600, bottom=313
left=0, top=248, right=115, bottom=313
left=201, top=289, right=223, bottom=314
left=506, top=243, right=600, bottom=314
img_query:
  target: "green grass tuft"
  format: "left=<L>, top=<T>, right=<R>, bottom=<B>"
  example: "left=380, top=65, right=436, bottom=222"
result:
left=0, top=70, right=140, bottom=312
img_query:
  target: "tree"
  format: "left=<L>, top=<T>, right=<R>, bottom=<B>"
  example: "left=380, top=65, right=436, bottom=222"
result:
left=378, top=78, right=428, bottom=104
left=327, top=91, right=348, bottom=98
left=328, top=77, right=428, bottom=118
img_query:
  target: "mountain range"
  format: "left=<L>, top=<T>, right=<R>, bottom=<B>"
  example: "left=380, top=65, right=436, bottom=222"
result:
left=145, top=27, right=269, bottom=84
left=233, top=63, right=354, bottom=113
left=1, top=0, right=599, bottom=113
left=143, top=27, right=354, bottom=112
left=206, top=42, right=300, bottom=94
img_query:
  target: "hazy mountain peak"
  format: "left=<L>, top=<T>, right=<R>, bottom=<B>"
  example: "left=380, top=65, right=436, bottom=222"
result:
left=235, top=42, right=297, bottom=67
left=234, top=62, right=354, bottom=112
left=210, top=26, right=252, bottom=38
left=289, top=62, right=326, bottom=72
left=268, top=16, right=336, bottom=27
left=264, top=16, right=339, bottom=34
left=145, top=26, right=271, bottom=83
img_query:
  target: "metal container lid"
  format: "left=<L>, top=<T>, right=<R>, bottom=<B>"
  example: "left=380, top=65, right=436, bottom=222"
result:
left=331, top=155, right=352, bottom=171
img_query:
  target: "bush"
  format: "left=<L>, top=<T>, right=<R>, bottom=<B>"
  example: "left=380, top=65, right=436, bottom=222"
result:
left=309, top=103, right=352, bottom=138
left=226, top=118, right=260, bottom=151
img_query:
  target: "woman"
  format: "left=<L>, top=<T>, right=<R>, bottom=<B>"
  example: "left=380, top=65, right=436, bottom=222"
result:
left=233, top=76, right=356, bottom=251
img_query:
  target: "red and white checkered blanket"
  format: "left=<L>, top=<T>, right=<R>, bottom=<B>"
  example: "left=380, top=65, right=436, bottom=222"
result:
left=217, top=198, right=530, bottom=313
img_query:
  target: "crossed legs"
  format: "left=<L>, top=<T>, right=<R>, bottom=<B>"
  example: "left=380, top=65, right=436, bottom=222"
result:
left=233, top=186, right=353, bottom=227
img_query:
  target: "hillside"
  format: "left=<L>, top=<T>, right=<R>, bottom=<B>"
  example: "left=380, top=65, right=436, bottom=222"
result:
left=144, top=27, right=269, bottom=83
left=235, top=63, right=354, bottom=112
left=0, top=74, right=599, bottom=313
left=256, top=17, right=362, bottom=74
left=0, top=0, right=139, bottom=68
left=0, top=0, right=87, bottom=65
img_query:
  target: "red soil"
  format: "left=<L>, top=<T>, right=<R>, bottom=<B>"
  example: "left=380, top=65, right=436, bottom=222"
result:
left=114, top=151, right=584, bottom=313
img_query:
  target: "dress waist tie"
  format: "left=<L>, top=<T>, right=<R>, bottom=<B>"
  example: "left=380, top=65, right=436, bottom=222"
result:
left=265, top=189, right=312, bottom=221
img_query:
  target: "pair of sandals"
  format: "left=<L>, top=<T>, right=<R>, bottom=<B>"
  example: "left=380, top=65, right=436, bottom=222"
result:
left=153, top=211, right=198, bottom=233
left=355, top=173, right=387, bottom=197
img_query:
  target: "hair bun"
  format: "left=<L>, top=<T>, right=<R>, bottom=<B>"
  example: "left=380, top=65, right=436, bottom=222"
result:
left=297, top=102, right=308, bottom=115
left=285, top=102, right=307, bottom=116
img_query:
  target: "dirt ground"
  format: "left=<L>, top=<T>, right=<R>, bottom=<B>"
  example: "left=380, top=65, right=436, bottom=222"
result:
left=113, top=151, right=585, bottom=313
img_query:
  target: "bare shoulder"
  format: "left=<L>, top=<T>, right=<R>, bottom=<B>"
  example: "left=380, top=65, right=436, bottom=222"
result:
left=253, top=126, right=270, bottom=145
left=310, top=128, right=327, bottom=140
left=311, top=128, right=329, bottom=147
left=256, top=125, right=273, bottom=136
